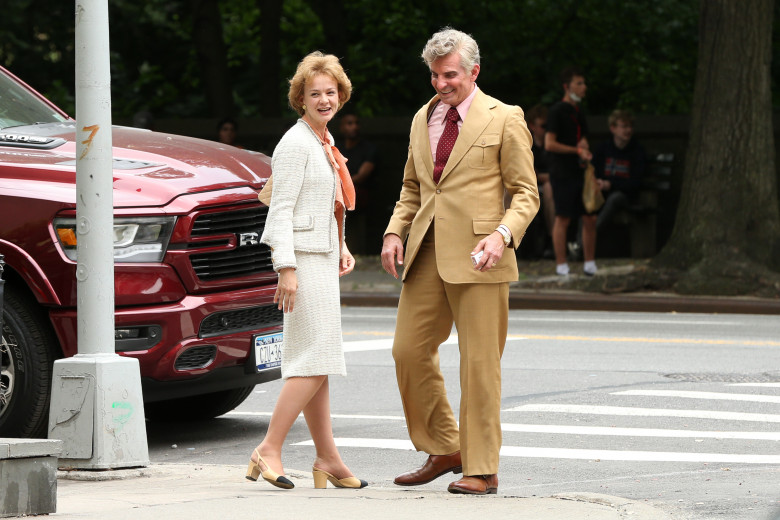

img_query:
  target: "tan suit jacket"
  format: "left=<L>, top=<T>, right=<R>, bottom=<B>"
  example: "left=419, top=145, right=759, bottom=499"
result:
left=385, top=89, right=539, bottom=283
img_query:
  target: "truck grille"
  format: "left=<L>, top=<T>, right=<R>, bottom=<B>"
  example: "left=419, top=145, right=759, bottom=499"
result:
left=190, top=206, right=273, bottom=281
left=199, top=304, right=283, bottom=338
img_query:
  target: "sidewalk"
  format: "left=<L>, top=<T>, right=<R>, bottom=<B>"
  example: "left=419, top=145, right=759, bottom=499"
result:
left=54, top=464, right=673, bottom=520
left=341, top=256, right=780, bottom=314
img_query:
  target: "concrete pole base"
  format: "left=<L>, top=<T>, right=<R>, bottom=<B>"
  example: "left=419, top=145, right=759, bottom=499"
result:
left=0, top=438, right=62, bottom=517
left=48, top=354, right=149, bottom=470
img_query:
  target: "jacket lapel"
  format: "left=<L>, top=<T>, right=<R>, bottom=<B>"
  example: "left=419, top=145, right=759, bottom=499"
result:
left=439, top=89, right=494, bottom=184
left=413, top=95, right=439, bottom=178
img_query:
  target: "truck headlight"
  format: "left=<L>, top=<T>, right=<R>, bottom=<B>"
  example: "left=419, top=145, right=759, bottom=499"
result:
left=53, top=216, right=176, bottom=262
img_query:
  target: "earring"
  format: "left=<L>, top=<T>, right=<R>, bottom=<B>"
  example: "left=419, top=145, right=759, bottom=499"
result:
left=302, top=104, right=307, bottom=111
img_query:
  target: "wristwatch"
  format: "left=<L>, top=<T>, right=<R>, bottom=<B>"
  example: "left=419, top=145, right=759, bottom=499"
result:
left=496, top=225, right=512, bottom=247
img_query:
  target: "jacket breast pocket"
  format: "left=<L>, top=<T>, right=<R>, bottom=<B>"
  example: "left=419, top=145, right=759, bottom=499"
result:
left=467, top=134, right=500, bottom=169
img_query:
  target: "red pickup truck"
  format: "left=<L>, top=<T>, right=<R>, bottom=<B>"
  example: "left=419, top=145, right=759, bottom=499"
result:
left=0, top=66, right=282, bottom=437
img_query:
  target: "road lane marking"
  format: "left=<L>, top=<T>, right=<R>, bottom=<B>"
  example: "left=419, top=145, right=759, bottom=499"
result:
left=729, top=383, right=780, bottom=388
left=613, top=390, right=780, bottom=404
left=504, top=404, right=780, bottom=422
left=292, top=438, right=780, bottom=464
left=341, top=313, right=744, bottom=326
left=520, top=335, right=780, bottom=346
left=341, top=334, right=780, bottom=347
left=499, top=423, right=780, bottom=441
left=227, top=412, right=780, bottom=440
left=227, top=411, right=406, bottom=421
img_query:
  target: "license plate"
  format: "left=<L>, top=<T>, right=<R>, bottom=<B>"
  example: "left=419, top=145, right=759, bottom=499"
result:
left=253, top=332, right=282, bottom=372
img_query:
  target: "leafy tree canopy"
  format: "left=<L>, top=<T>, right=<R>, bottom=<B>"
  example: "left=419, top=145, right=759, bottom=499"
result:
left=0, top=0, right=776, bottom=119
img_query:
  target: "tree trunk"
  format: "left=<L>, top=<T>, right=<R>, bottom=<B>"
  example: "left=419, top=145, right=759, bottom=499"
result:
left=307, top=0, right=347, bottom=60
left=653, top=0, right=779, bottom=295
left=191, top=0, right=234, bottom=118
left=258, top=0, right=282, bottom=117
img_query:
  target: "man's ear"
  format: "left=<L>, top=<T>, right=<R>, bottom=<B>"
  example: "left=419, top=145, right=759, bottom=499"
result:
left=470, top=64, right=481, bottom=81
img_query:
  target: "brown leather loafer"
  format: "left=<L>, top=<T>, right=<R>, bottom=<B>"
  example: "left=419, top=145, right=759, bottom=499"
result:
left=393, top=452, right=462, bottom=486
left=447, top=474, right=498, bottom=495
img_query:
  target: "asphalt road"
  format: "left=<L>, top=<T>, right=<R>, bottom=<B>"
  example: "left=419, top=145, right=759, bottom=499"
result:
left=146, top=307, right=780, bottom=520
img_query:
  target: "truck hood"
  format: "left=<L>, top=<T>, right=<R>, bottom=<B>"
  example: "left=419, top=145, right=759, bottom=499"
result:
left=0, top=122, right=272, bottom=208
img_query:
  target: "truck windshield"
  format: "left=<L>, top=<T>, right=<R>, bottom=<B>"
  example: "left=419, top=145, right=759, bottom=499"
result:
left=0, top=70, right=69, bottom=130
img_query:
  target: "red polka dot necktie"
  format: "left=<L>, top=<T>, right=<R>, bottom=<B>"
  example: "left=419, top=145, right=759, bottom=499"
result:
left=433, top=107, right=460, bottom=184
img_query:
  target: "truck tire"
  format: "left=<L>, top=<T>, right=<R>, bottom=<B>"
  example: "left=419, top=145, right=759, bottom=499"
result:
left=144, top=386, right=255, bottom=422
left=0, top=287, right=60, bottom=438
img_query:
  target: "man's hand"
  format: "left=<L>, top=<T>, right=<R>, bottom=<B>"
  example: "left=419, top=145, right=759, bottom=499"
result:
left=381, top=233, right=404, bottom=279
left=472, top=232, right=506, bottom=271
left=275, top=268, right=298, bottom=313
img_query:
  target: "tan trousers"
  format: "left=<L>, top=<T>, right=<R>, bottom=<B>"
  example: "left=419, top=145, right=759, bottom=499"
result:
left=392, top=228, right=508, bottom=475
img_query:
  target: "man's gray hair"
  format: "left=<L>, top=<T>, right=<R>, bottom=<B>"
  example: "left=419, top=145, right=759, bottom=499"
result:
left=421, top=27, right=480, bottom=71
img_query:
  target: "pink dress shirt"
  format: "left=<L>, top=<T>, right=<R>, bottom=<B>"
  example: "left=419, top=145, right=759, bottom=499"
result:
left=428, top=85, right=479, bottom=163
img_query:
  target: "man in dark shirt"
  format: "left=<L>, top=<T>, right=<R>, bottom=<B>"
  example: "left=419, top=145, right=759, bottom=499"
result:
left=336, top=112, right=377, bottom=254
left=592, top=110, right=646, bottom=230
left=545, top=66, right=597, bottom=276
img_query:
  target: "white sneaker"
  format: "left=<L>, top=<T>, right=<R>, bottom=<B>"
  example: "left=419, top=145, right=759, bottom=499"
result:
left=556, top=263, right=570, bottom=276
left=583, top=261, right=597, bottom=276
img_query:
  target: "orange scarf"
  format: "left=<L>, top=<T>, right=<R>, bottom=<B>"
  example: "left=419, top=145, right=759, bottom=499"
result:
left=305, top=118, right=356, bottom=251
left=319, top=135, right=355, bottom=212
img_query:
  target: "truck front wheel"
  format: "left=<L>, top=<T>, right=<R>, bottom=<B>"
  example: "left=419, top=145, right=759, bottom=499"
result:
left=143, top=386, right=255, bottom=422
left=0, top=287, right=59, bottom=438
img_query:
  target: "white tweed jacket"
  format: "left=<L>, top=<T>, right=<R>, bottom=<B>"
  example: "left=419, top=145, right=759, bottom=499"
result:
left=260, top=119, right=339, bottom=271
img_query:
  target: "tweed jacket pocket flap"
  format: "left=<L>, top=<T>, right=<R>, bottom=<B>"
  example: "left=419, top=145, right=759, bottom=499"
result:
left=292, top=215, right=314, bottom=230
left=472, top=218, right=502, bottom=235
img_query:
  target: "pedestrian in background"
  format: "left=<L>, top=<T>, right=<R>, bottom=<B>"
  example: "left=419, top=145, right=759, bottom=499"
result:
left=381, top=27, right=538, bottom=495
left=545, top=66, right=597, bottom=276
left=216, top=117, right=244, bottom=149
left=336, top=111, right=377, bottom=254
left=250, top=51, right=367, bottom=491
left=592, top=109, right=647, bottom=230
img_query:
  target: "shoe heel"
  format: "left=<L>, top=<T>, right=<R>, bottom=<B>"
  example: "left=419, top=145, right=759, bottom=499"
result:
left=246, top=460, right=261, bottom=481
left=313, top=468, right=329, bottom=489
left=453, top=465, right=463, bottom=475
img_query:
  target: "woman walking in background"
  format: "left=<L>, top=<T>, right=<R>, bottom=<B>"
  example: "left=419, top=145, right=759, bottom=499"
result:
left=247, top=52, right=366, bottom=490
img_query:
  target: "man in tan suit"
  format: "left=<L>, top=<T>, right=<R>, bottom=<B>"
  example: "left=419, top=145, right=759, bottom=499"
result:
left=381, top=28, right=539, bottom=495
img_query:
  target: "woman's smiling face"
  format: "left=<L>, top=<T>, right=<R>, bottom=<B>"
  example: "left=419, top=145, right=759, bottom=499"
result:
left=301, top=74, right=339, bottom=129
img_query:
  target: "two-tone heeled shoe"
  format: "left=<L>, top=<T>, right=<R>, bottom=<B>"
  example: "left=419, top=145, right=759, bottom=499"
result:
left=246, top=449, right=294, bottom=489
left=312, top=467, right=368, bottom=489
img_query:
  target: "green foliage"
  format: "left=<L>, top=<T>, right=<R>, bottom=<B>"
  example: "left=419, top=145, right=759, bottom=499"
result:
left=0, top=0, right=774, bottom=119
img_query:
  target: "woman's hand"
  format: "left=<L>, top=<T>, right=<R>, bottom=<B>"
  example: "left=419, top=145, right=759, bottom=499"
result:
left=275, top=268, right=298, bottom=313
left=339, top=245, right=355, bottom=277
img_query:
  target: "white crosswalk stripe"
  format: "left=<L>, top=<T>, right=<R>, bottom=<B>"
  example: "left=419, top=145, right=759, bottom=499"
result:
left=244, top=337, right=780, bottom=466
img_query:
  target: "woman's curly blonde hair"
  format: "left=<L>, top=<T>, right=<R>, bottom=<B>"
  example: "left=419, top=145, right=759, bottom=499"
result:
left=288, top=51, right=352, bottom=116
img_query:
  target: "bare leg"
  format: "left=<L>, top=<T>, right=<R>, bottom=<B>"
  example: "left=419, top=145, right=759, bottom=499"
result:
left=303, top=377, right=352, bottom=478
left=581, top=214, right=597, bottom=262
left=541, top=179, right=555, bottom=236
left=253, top=376, right=326, bottom=475
left=553, top=215, right=570, bottom=265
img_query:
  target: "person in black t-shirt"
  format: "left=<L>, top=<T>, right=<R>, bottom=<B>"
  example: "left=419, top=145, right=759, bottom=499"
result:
left=592, top=110, right=646, bottom=230
left=544, top=66, right=598, bottom=276
left=336, top=112, right=377, bottom=254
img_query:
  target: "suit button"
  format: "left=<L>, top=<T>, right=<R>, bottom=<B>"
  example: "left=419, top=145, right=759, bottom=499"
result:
left=436, top=189, right=441, bottom=194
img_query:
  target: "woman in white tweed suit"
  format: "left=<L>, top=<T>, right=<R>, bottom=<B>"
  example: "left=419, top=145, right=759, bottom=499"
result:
left=245, top=52, right=367, bottom=491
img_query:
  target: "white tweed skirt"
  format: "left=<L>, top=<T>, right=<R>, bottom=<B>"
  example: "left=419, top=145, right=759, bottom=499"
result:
left=280, top=219, right=346, bottom=378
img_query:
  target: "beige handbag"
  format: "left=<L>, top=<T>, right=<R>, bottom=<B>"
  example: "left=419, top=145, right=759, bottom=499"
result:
left=257, top=177, right=273, bottom=206
left=582, top=162, right=604, bottom=213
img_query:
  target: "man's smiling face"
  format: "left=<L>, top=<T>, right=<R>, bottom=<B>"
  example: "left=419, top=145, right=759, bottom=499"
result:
left=430, top=52, right=479, bottom=107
